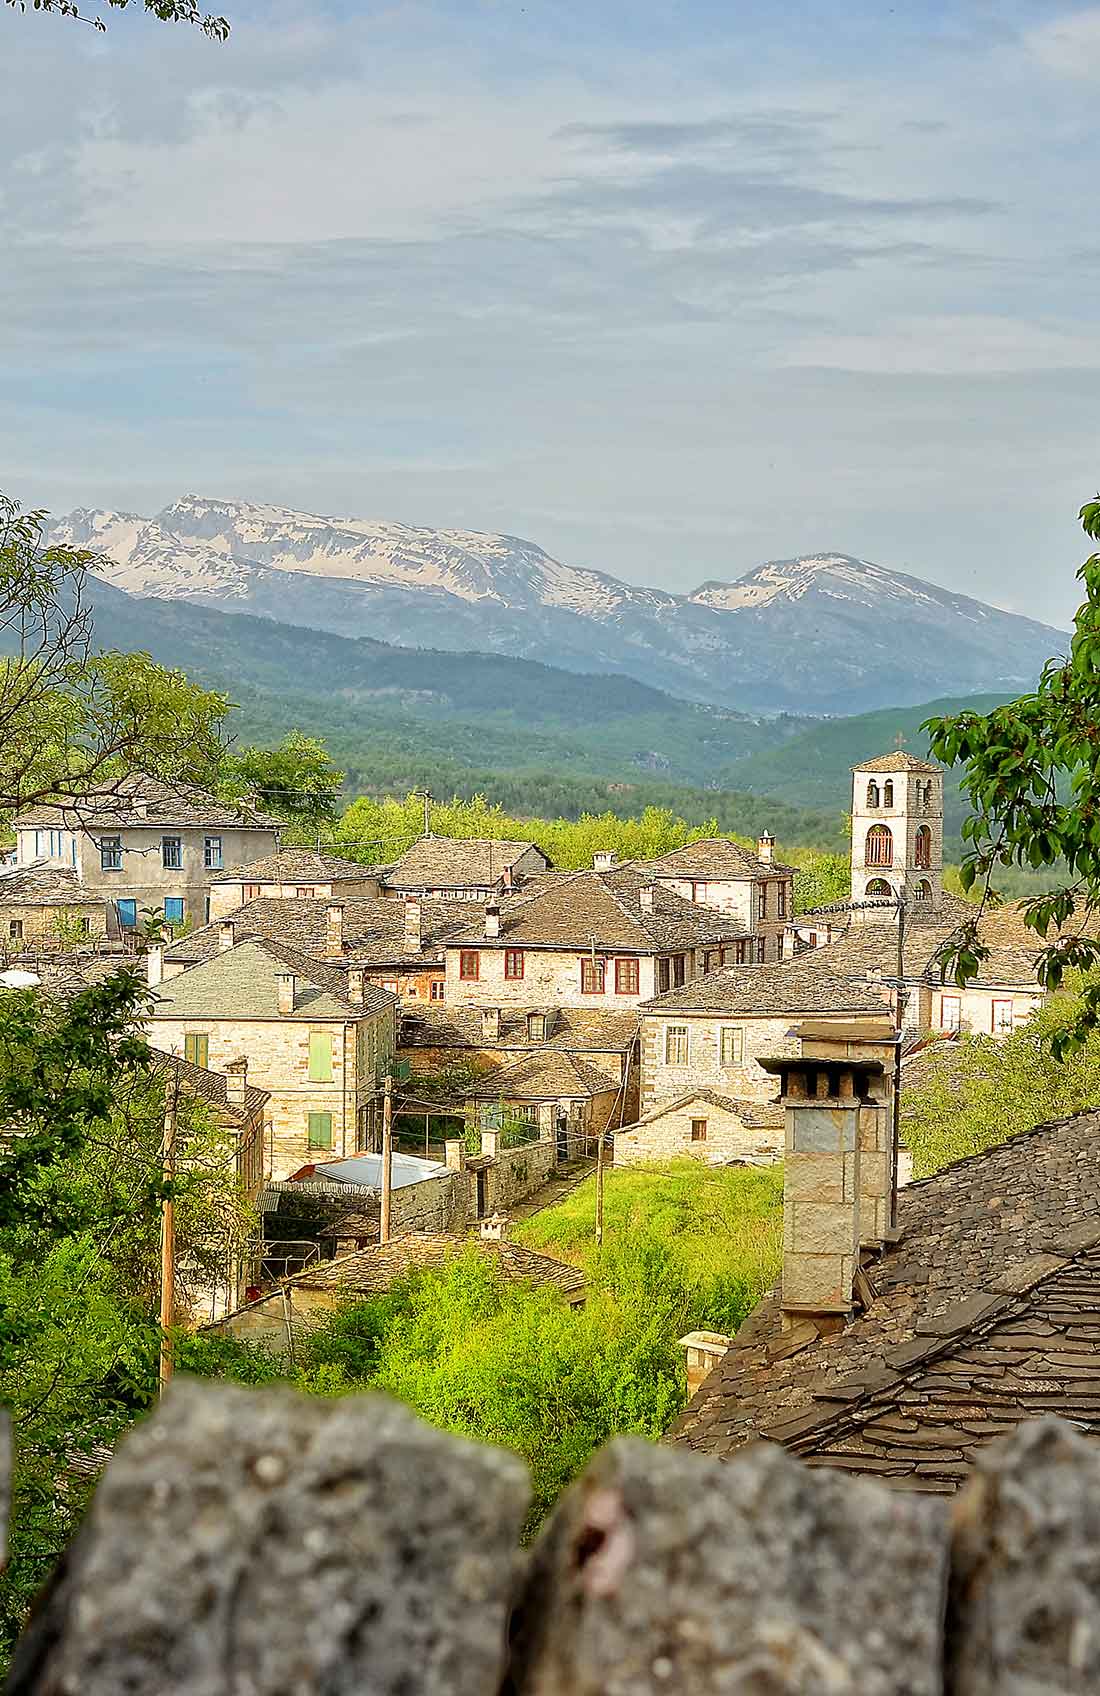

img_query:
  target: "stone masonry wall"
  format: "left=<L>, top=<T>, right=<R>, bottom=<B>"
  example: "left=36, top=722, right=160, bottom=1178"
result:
left=614, top=1101, right=781, bottom=1166
left=8, top=1384, right=1100, bottom=1695
left=639, top=1011, right=799, bottom=1111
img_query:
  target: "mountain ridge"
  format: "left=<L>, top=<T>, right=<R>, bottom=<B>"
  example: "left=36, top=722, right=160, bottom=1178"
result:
left=48, top=496, right=1067, bottom=716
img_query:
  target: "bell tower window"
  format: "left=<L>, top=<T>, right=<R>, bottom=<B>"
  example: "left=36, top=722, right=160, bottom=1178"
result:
left=866, top=780, right=880, bottom=808
left=915, top=825, right=932, bottom=870
left=865, top=823, right=893, bottom=868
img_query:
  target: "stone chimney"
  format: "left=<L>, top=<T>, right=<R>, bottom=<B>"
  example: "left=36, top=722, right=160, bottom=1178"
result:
left=593, top=850, right=617, bottom=872
left=325, top=903, right=344, bottom=959
left=794, top=1021, right=899, bottom=1251
left=276, top=972, right=296, bottom=1015
left=218, top=920, right=235, bottom=952
left=758, top=830, right=775, bottom=865
left=757, top=1039, right=890, bottom=1326
left=146, top=942, right=164, bottom=988
left=482, top=1006, right=501, bottom=1042
left=484, top=901, right=501, bottom=939
left=403, top=895, right=423, bottom=955
left=639, top=885, right=655, bottom=912
left=225, top=1056, right=248, bottom=1108
left=677, top=1330, right=733, bottom=1399
left=347, top=966, right=365, bottom=1007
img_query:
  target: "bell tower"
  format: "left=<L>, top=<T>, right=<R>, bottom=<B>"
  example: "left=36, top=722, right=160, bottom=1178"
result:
left=850, top=753, right=944, bottom=912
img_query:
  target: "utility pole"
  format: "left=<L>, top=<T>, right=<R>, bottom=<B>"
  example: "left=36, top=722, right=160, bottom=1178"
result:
left=380, top=1072, right=393, bottom=1244
left=159, top=1070, right=180, bottom=1397
left=595, top=1128, right=605, bottom=1253
left=890, top=892, right=907, bottom=1231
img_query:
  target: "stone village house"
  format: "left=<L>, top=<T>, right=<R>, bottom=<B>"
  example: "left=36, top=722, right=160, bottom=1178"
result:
left=206, top=849, right=383, bottom=919
left=0, top=863, right=120, bottom=954
left=670, top=1025, right=1100, bottom=1497
left=13, top=775, right=280, bottom=936
left=381, top=836, right=551, bottom=901
left=641, top=834, right=796, bottom=963
left=143, top=936, right=396, bottom=1182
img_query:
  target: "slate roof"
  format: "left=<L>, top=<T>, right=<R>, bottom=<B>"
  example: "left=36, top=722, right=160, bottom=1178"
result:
left=449, top=869, right=748, bottom=954
left=250, top=1232, right=585, bottom=1302
left=146, top=1045, right=269, bottom=1127
left=644, top=837, right=797, bottom=881
left=0, top=862, right=108, bottom=907
left=164, top=896, right=480, bottom=969
left=803, top=900, right=1046, bottom=992
left=149, top=938, right=395, bottom=1022
left=670, top=1108, right=1100, bottom=1492
left=639, top=958, right=890, bottom=1017
left=384, top=836, right=549, bottom=888
left=460, top=1047, right=620, bottom=1102
left=208, top=849, right=377, bottom=885
left=15, top=775, right=281, bottom=832
left=398, top=1004, right=639, bottom=1055
left=629, top=1089, right=783, bottom=1132
left=853, top=753, right=941, bottom=774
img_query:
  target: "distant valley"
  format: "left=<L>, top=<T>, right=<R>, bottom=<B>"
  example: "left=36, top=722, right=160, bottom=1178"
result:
left=51, top=496, right=1067, bottom=717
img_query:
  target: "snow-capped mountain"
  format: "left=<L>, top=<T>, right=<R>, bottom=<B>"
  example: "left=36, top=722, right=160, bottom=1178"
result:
left=49, top=498, right=1067, bottom=715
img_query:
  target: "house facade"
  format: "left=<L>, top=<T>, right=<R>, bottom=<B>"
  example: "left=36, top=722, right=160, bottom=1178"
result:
left=207, top=850, right=382, bottom=920
left=614, top=1088, right=783, bottom=1167
left=641, top=835, right=796, bottom=963
left=382, top=836, right=551, bottom=901
left=144, top=936, right=397, bottom=1181
left=638, top=959, right=892, bottom=1113
left=0, top=864, right=118, bottom=953
left=13, top=777, right=280, bottom=935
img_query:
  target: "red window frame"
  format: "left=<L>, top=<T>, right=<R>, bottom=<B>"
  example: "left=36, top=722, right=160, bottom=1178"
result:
left=504, top=949, right=525, bottom=981
left=866, top=825, right=893, bottom=868
left=614, top=957, right=639, bottom=995
left=991, top=998, right=1013, bottom=1034
left=580, top=957, right=606, bottom=995
left=459, top=950, right=480, bottom=981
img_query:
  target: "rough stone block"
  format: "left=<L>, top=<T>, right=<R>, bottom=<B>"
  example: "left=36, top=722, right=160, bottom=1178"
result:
left=7, top=1378, right=528, bottom=1696
left=783, top=1152, right=846, bottom=1204
left=785, top=1201, right=858, bottom=1255
left=782, top=1250, right=853, bottom=1311
left=946, top=1417, right=1100, bottom=1695
left=510, top=1434, right=948, bottom=1696
left=789, top=1105, right=857, bottom=1154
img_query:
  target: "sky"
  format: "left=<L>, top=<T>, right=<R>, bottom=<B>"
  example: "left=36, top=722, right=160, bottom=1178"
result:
left=3, top=0, right=1099, bottom=626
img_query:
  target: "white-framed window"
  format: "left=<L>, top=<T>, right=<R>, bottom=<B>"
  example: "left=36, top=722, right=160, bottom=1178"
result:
left=665, top=1024, right=689, bottom=1066
left=100, top=836, right=123, bottom=872
left=992, top=998, right=1014, bottom=1035
left=941, top=994, right=961, bottom=1032
left=162, top=836, right=183, bottom=870
left=719, top=1025, right=744, bottom=1066
left=204, top=836, right=223, bottom=869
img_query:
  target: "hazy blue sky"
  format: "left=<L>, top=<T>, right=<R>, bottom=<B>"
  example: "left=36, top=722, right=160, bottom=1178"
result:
left=3, top=0, right=1098, bottom=625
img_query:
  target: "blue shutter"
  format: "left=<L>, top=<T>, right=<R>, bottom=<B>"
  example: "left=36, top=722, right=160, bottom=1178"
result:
left=117, top=899, right=137, bottom=929
left=164, top=898, right=184, bottom=925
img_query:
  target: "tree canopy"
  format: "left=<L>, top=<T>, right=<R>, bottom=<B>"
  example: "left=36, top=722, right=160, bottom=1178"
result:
left=219, top=731, right=345, bottom=832
left=925, top=499, right=1100, bottom=1056
left=5, top=0, right=228, bottom=36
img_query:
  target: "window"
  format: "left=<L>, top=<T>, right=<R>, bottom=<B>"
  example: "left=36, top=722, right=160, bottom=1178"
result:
left=992, top=999, right=1014, bottom=1035
left=504, top=949, right=525, bottom=980
left=204, top=836, right=223, bottom=870
left=776, top=883, right=787, bottom=919
left=8, top=920, right=22, bottom=941
left=162, top=836, right=183, bottom=870
left=865, top=824, right=893, bottom=868
left=691, top=1118, right=708, bottom=1142
left=184, top=1033, right=209, bottom=1069
left=756, top=937, right=767, bottom=963
left=719, top=1026, right=744, bottom=1066
left=117, top=899, right=138, bottom=930
left=309, top=1031, right=334, bottom=1082
left=657, top=958, right=671, bottom=993
left=690, top=881, right=709, bottom=902
left=459, top=950, right=480, bottom=980
left=736, top=940, right=750, bottom=965
left=866, top=780, right=880, bottom=808
left=940, top=995, right=961, bottom=1032
left=672, top=954, right=687, bottom=987
left=665, top=1024, right=689, bottom=1065
left=100, top=836, right=122, bottom=872
left=866, top=878, right=893, bottom=898
left=915, top=825, right=932, bottom=870
left=430, top=979, right=445, bottom=1002
left=914, top=879, right=933, bottom=903
left=581, top=957, right=606, bottom=994
left=757, top=884, right=767, bottom=921
left=75, top=916, right=89, bottom=936
left=307, top=1111, right=334, bottom=1150
left=615, top=958, right=640, bottom=994
left=527, top=1012, right=548, bottom=1041
left=164, top=897, right=184, bottom=926
left=243, top=883, right=262, bottom=901
left=883, top=781, right=894, bottom=807
left=295, top=887, right=315, bottom=898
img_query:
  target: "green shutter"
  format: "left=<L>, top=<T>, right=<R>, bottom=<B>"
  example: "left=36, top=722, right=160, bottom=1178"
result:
left=308, top=1030, right=333, bottom=1082
left=184, top=1033, right=209, bottom=1069
left=308, top=1111, right=333, bottom=1150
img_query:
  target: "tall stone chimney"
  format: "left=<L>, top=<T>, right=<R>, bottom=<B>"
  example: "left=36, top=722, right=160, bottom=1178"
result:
left=225, top=1056, right=248, bottom=1107
left=593, top=850, right=617, bottom=872
left=276, top=973, right=296, bottom=1015
left=639, top=885, right=655, bottom=912
left=758, top=1038, right=890, bottom=1326
left=403, top=895, right=423, bottom=955
left=794, top=1021, right=899, bottom=1250
left=484, top=902, right=501, bottom=939
left=347, top=966, right=365, bottom=1007
left=758, top=830, right=775, bottom=865
left=482, top=1006, right=501, bottom=1042
left=146, top=942, right=164, bottom=988
left=325, top=904, right=344, bottom=959
left=218, top=921, right=235, bottom=952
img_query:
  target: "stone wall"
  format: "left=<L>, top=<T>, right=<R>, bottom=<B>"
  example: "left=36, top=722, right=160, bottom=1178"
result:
left=9, top=1386, right=1100, bottom=1695
left=481, top=1135, right=557, bottom=1213
left=640, top=1011, right=799, bottom=1111
left=444, top=946, right=661, bottom=1008
left=614, top=1100, right=781, bottom=1166
left=0, top=901, right=109, bottom=948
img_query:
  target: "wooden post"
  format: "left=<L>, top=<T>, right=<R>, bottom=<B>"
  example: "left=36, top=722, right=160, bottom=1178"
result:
left=159, top=1070, right=180, bottom=1396
left=595, top=1127, right=605, bottom=1253
left=380, top=1073, right=393, bottom=1244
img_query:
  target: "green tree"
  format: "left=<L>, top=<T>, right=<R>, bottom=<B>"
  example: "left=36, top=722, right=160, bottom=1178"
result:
left=220, top=731, right=345, bottom=832
left=4, top=0, right=228, bottom=36
left=0, top=494, right=230, bottom=819
left=926, top=499, right=1100, bottom=1056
